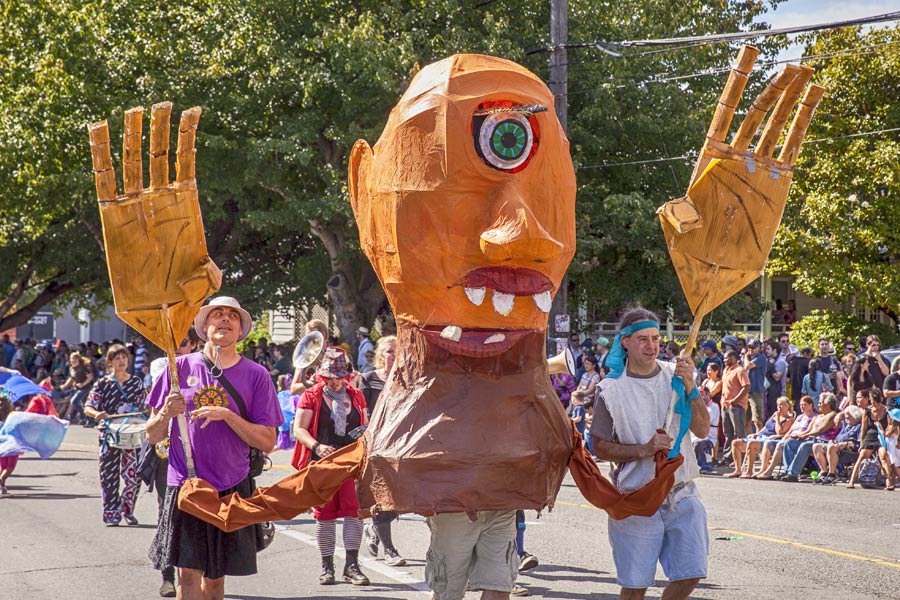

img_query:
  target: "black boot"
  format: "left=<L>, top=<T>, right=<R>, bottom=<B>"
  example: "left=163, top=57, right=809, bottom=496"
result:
left=343, top=550, right=370, bottom=586
left=319, top=556, right=336, bottom=585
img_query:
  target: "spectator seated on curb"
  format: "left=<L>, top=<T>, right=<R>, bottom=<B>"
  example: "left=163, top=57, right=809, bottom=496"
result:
left=692, top=388, right=721, bottom=474
left=811, top=404, right=863, bottom=485
left=778, top=393, right=839, bottom=482
left=753, top=396, right=817, bottom=480
left=725, top=396, right=794, bottom=479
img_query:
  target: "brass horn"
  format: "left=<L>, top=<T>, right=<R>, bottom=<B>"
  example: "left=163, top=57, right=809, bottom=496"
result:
left=293, top=330, right=326, bottom=370
left=547, top=346, right=575, bottom=376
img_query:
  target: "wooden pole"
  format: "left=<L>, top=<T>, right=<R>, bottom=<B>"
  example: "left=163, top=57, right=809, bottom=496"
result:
left=161, top=306, right=196, bottom=478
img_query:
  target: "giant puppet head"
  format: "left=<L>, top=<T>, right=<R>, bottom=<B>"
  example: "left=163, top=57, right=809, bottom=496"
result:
left=347, top=55, right=576, bottom=514
left=349, top=54, right=576, bottom=357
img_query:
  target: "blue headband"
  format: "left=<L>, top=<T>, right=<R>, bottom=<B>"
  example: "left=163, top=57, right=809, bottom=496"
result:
left=603, top=319, right=693, bottom=460
left=605, top=320, right=660, bottom=380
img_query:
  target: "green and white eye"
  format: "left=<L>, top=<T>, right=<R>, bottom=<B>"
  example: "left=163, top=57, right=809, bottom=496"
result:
left=477, top=113, right=534, bottom=171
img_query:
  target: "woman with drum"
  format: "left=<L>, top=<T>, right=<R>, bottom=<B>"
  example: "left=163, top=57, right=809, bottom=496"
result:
left=84, top=343, right=146, bottom=526
left=292, top=347, right=370, bottom=586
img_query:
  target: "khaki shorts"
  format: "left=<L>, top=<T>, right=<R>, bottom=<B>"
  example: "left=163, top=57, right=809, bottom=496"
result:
left=748, top=392, right=765, bottom=424
left=425, top=510, right=517, bottom=600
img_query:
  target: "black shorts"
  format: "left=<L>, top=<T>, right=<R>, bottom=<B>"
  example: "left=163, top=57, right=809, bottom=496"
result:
left=149, top=476, right=257, bottom=579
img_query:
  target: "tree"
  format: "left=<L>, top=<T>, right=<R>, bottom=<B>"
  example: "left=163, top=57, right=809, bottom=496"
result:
left=0, top=0, right=788, bottom=345
left=564, top=0, right=786, bottom=326
left=770, top=26, right=900, bottom=326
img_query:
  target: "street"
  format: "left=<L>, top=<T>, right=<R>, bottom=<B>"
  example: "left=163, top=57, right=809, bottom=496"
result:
left=2, top=424, right=899, bottom=600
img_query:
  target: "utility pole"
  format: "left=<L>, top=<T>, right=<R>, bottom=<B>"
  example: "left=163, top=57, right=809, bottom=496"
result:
left=548, top=0, right=570, bottom=352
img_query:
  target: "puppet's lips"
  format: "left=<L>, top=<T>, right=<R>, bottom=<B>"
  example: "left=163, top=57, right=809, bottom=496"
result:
left=455, top=267, right=555, bottom=316
left=459, top=267, right=553, bottom=295
left=419, top=327, right=532, bottom=357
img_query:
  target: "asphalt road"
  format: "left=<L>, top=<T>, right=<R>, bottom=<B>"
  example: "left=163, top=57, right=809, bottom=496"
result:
left=2, top=424, right=899, bottom=600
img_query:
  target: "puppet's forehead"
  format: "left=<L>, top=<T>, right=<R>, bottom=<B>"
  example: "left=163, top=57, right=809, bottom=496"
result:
left=390, top=54, right=554, bottom=128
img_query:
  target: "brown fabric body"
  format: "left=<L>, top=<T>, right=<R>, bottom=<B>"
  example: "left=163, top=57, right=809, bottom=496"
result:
left=357, top=327, right=573, bottom=515
left=567, top=424, right=683, bottom=520
left=177, top=439, right=366, bottom=532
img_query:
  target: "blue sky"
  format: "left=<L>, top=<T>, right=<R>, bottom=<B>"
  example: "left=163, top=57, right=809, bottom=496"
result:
left=759, top=0, right=900, bottom=60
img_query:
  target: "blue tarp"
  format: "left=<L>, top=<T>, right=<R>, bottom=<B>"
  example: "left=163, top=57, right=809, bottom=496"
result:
left=0, top=412, right=69, bottom=458
left=0, top=374, right=49, bottom=402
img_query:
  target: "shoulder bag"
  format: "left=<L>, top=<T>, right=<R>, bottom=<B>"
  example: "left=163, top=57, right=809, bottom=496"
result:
left=201, top=355, right=275, bottom=551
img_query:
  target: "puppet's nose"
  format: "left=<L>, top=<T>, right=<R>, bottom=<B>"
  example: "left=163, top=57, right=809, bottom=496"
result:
left=480, top=189, right=564, bottom=262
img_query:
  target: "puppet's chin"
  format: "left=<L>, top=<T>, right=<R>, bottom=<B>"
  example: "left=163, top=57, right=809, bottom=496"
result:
left=419, top=327, right=534, bottom=358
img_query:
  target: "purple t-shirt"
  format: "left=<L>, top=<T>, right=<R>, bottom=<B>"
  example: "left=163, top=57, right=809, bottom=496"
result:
left=147, top=352, right=283, bottom=491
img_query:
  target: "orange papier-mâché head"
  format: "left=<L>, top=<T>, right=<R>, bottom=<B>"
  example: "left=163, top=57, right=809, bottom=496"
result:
left=349, top=54, right=576, bottom=358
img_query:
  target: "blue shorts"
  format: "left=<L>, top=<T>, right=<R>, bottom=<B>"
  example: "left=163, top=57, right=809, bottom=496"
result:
left=607, top=494, right=708, bottom=589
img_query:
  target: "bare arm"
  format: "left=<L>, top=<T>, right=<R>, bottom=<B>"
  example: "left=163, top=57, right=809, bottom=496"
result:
left=689, top=395, right=710, bottom=439
left=293, top=407, right=317, bottom=449
left=213, top=410, right=277, bottom=454
left=775, top=415, right=795, bottom=436
left=594, top=432, right=670, bottom=463
left=146, top=390, right=186, bottom=444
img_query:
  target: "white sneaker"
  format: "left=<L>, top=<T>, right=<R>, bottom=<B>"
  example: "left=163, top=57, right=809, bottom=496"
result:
left=363, top=523, right=379, bottom=557
left=0, top=485, right=8, bottom=495
left=384, top=549, right=406, bottom=567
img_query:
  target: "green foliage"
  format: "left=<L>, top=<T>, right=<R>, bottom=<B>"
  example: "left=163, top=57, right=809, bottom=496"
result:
left=0, top=0, right=788, bottom=338
left=770, top=26, right=900, bottom=324
left=236, top=312, right=272, bottom=355
left=788, top=309, right=900, bottom=351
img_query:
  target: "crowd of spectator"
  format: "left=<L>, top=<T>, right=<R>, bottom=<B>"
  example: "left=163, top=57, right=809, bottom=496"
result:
left=554, top=330, right=900, bottom=491
left=0, top=326, right=380, bottom=425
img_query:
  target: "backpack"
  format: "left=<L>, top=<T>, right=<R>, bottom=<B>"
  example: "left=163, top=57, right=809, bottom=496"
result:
left=858, top=457, right=886, bottom=489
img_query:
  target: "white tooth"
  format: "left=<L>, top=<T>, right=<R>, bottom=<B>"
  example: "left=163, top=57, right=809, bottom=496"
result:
left=464, top=287, right=486, bottom=306
left=440, top=325, right=462, bottom=342
left=533, top=291, right=552, bottom=313
left=484, top=333, right=506, bottom=344
left=492, top=291, right=515, bottom=316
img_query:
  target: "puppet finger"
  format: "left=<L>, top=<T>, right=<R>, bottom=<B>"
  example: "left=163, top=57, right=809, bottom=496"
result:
left=778, top=84, right=826, bottom=168
left=756, top=65, right=813, bottom=158
left=149, top=102, right=173, bottom=188
left=731, top=64, right=801, bottom=153
left=703, top=45, right=759, bottom=146
left=175, top=107, right=202, bottom=183
left=88, top=120, right=118, bottom=202
left=122, top=107, right=144, bottom=194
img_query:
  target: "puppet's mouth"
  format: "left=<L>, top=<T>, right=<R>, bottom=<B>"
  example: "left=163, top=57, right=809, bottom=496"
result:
left=419, top=327, right=532, bottom=357
left=454, top=267, right=554, bottom=317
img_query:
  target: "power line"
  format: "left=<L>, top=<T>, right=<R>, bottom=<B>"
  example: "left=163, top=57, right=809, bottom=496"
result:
left=566, top=40, right=900, bottom=97
left=578, top=155, right=692, bottom=170
left=527, top=10, right=900, bottom=55
left=576, top=126, right=900, bottom=170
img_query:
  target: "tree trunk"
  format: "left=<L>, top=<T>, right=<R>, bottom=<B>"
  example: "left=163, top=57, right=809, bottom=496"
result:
left=309, top=219, right=386, bottom=351
left=0, top=279, right=77, bottom=332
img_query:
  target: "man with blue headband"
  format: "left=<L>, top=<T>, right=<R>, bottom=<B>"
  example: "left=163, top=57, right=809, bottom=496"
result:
left=590, top=307, right=710, bottom=600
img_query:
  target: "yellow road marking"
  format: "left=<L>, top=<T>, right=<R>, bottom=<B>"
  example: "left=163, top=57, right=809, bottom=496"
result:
left=555, top=500, right=900, bottom=571
left=715, top=529, right=900, bottom=571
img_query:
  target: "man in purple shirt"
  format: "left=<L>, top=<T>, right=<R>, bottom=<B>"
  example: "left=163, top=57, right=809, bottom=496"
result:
left=146, top=297, right=283, bottom=600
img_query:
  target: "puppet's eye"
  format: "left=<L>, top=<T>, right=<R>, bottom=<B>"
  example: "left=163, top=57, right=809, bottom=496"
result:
left=474, top=112, right=538, bottom=172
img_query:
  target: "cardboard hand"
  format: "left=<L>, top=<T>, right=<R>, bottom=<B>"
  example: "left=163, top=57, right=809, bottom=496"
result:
left=658, top=45, right=824, bottom=317
left=88, top=103, right=221, bottom=347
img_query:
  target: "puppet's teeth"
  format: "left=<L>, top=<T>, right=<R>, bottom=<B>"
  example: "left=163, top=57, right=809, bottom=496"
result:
left=492, top=291, right=515, bottom=316
left=440, top=325, right=463, bottom=342
left=533, top=291, right=552, bottom=313
left=484, top=333, right=506, bottom=344
left=464, top=287, right=486, bottom=306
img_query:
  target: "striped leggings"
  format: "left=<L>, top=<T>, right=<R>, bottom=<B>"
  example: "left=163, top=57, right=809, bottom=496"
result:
left=315, top=517, right=363, bottom=557
left=99, top=446, right=139, bottom=523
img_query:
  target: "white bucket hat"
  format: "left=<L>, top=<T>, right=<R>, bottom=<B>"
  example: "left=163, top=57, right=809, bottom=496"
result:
left=193, top=297, right=253, bottom=342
